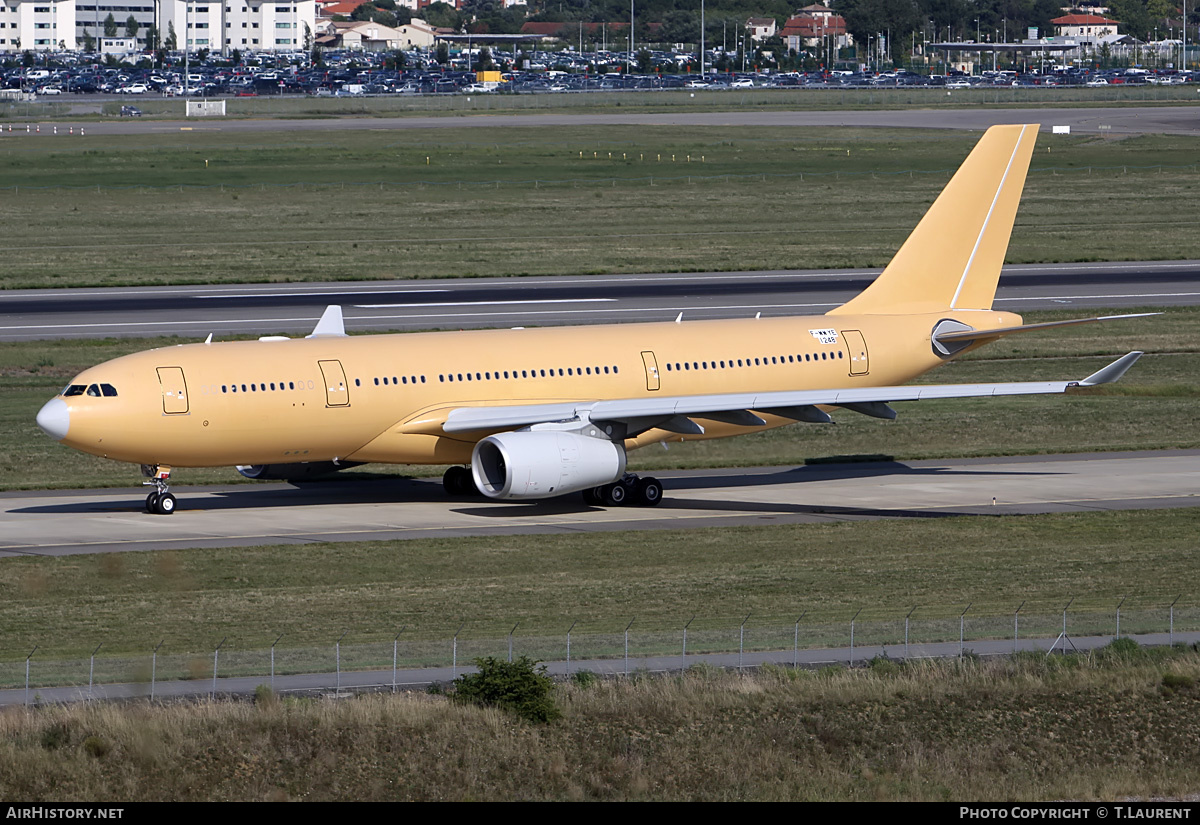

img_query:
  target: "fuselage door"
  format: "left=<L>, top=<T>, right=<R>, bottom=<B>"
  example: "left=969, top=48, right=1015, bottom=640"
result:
left=640, top=351, right=660, bottom=392
left=156, top=367, right=189, bottom=415
left=842, top=330, right=869, bottom=376
left=318, top=360, right=350, bottom=407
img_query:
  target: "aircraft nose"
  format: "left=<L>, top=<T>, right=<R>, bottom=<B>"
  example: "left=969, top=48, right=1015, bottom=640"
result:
left=36, top=398, right=70, bottom=441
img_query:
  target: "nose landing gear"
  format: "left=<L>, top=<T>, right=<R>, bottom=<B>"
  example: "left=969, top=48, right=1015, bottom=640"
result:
left=141, top=464, right=176, bottom=515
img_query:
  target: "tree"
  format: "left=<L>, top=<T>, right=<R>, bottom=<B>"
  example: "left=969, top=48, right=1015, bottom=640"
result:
left=145, top=23, right=157, bottom=50
left=81, top=30, right=95, bottom=53
left=166, top=21, right=177, bottom=51
left=104, top=13, right=118, bottom=38
left=125, top=16, right=139, bottom=40
left=423, top=1, right=462, bottom=30
left=231, top=47, right=242, bottom=65
left=303, top=22, right=313, bottom=51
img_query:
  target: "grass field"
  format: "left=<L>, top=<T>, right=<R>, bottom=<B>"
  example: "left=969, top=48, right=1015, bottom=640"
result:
left=2, top=642, right=1200, bottom=801
left=0, top=127, right=1197, bottom=288
left=1, top=507, right=1197, bottom=664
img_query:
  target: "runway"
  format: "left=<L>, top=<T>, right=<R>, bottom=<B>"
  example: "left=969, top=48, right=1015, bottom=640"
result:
left=12, top=105, right=1200, bottom=137
left=2, top=259, right=1197, bottom=340
left=3, top=450, right=1197, bottom=557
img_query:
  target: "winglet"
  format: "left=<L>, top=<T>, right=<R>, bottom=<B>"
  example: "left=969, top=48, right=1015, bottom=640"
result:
left=307, top=305, right=347, bottom=338
left=1076, top=352, right=1143, bottom=387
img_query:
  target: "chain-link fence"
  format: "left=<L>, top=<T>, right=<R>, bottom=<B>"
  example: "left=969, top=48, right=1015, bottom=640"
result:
left=2, top=599, right=1197, bottom=704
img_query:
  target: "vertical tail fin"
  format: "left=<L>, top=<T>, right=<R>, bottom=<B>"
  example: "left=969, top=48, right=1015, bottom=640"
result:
left=828, top=124, right=1039, bottom=316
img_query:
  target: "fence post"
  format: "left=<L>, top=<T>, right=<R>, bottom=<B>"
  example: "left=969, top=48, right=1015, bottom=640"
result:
left=452, top=623, right=465, bottom=680
left=905, top=606, right=918, bottom=660
left=739, top=614, right=751, bottom=671
left=1116, top=596, right=1127, bottom=640
left=682, top=616, right=695, bottom=670
left=211, top=637, right=226, bottom=699
left=508, top=623, right=519, bottom=663
left=25, top=646, right=37, bottom=707
left=392, top=627, right=405, bottom=694
left=624, top=618, right=635, bottom=677
left=336, top=631, right=347, bottom=692
left=1170, top=596, right=1181, bottom=645
left=850, top=608, right=862, bottom=666
left=794, top=612, right=806, bottom=668
left=89, top=643, right=102, bottom=694
left=1014, top=601, right=1025, bottom=654
left=271, top=634, right=283, bottom=691
left=959, top=603, right=972, bottom=659
left=151, top=640, right=163, bottom=701
left=566, top=620, right=577, bottom=677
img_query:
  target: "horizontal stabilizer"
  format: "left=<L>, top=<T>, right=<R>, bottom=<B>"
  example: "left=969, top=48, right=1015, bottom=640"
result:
left=933, top=313, right=1160, bottom=349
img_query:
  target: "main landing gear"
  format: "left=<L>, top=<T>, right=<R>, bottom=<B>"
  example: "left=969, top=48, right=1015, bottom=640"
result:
left=141, top=464, right=176, bottom=515
left=442, top=465, right=479, bottom=496
left=582, top=474, right=663, bottom=508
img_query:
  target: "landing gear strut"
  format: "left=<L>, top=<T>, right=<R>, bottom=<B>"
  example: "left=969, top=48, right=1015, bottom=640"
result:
left=141, top=464, right=176, bottom=515
left=583, top=474, right=663, bottom=507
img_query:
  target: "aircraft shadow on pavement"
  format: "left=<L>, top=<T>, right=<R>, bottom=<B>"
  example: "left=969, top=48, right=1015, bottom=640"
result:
left=660, top=460, right=1062, bottom=492
left=11, top=462, right=1063, bottom=516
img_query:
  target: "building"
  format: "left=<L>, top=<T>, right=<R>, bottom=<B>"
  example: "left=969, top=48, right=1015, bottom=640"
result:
left=0, top=0, right=318, bottom=54
left=314, top=16, right=433, bottom=49
left=779, top=7, right=850, bottom=53
left=1051, top=13, right=1120, bottom=42
left=745, top=17, right=775, bottom=42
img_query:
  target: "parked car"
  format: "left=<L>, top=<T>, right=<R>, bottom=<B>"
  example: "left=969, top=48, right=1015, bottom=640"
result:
left=119, top=105, right=142, bottom=117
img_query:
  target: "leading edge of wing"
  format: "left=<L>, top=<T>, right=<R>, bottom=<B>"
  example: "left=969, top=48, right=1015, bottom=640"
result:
left=440, top=352, right=1143, bottom=434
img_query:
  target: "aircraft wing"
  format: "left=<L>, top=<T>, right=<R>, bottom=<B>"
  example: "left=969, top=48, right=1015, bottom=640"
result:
left=441, top=351, right=1143, bottom=436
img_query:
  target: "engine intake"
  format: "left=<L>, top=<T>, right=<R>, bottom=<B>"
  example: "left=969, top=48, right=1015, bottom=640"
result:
left=471, top=431, right=625, bottom=500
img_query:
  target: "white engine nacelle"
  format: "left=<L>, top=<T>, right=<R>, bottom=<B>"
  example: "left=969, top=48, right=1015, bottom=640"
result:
left=471, top=431, right=626, bottom=500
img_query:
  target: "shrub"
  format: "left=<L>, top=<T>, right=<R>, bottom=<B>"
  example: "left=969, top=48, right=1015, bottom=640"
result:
left=453, top=656, right=561, bottom=724
left=571, top=670, right=598, bottom=689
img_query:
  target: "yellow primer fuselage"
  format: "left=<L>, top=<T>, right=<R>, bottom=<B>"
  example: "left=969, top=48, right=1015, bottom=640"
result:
left=60, top=308, right=1019, bottom=468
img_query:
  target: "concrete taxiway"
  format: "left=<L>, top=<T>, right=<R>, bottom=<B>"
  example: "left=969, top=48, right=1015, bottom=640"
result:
left=2, top=450, right=1197, bottom=557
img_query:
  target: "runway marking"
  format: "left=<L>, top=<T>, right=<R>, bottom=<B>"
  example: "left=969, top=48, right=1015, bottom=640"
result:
left=995, top=292, right=1200, bottom=302
left=195, top=289, right=450, bottom=298
left=354, top=299, right=616, bottom=309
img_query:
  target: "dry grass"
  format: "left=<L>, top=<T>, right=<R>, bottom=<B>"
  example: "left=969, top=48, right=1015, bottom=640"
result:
left=2, top=645, right=1199, bottom=801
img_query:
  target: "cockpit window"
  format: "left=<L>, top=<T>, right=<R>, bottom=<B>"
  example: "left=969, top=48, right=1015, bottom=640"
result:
left=62, top=384, right=86, bottom=397
left=86, top=385, right=101, bottom=397
left=101, top=384, right=118, bottom=397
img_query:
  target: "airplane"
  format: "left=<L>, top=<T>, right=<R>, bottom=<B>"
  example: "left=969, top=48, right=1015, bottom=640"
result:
left=36, top=123, right=1150, bottom=515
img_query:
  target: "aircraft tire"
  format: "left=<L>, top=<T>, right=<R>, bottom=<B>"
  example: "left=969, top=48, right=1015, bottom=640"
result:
left=145, top=492, right=160, bottom=513
left=603, top=482, right=627, bottom=506
left=636, top=477, right=663, bottom=507
left=443, top=466, right=472, bottom=496
left=154, top=492, right=177, bottom=515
